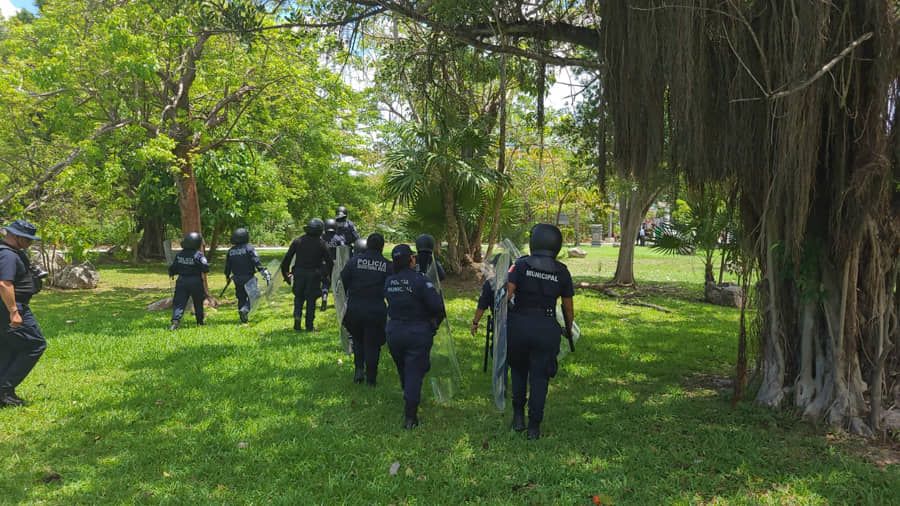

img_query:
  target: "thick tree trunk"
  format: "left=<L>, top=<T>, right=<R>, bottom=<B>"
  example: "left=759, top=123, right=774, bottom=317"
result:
left=611, top=182, right=660, bottom=285
left=136, top=216, right=166, bottom=259
left=206, top=221, right=224, bottom=264
left=441, top=180, right=462, bottom=274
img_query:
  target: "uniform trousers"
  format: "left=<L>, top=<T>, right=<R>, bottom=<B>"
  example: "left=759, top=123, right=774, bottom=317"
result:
left=386, top=320, right=434, bottom=416
left=0, top=304, right=47, bottom=390
left=291, top=268, right=321, bottom=329
left=344, top=304, right=386, bottom=384
left=507, top=312, right=561, bottom=426
left=172, top=276, right=206, bottom=322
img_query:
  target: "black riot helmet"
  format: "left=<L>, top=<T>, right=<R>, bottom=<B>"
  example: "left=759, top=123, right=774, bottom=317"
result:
left=182, top=231, right=203, bottom=250
left=528, top=223, right=563, bottom=258
left=366, top=233, right=385, bottom=253
left=324, top=218, right=338, bottom=233
left=304, top=218, right=325, bottom=236
left=231, top=227, right=249, bottom=245
left=336, top=205, right=348, bottom=222
left=415, top=233, right=436, bottom=253
left=354, top=238, right=367, bottom=251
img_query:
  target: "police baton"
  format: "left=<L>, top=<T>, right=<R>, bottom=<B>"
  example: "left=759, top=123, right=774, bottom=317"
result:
left=219, top=276, right=232, bottom=298
left=483, top=314, right=494, bottom=372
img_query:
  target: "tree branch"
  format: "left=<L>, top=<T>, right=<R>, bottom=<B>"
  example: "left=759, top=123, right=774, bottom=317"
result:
left=0, top=120, right=132, bottom=208
left=204, top=84, right=256, bottom=129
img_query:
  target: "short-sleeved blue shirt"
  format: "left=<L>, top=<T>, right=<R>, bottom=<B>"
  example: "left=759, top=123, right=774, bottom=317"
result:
left=507, top=256, right=574, bottom=310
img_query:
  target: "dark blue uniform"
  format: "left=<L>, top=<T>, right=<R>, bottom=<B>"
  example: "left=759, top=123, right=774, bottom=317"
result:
left=341, top=250, right=389, bottom=384
left=281, top=235, right=332, bottom=330
left=414, top=251, right=446, bottom=281
left=168, top=248, right=210, bottom=324
left=384, top=267, right=446, bottom=420
left=507, top=256, right=574, bottom=430
left=224, top=244, right=267, bottom=315
left=0, top=245, right=46, bottom=398
left=477, top=280, right=494, bottom=312
left=335, top=221, right=360, bottom=252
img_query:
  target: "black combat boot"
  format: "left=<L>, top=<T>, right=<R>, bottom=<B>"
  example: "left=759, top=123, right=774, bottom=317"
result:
left=353, top=368, right=365, bottom=384
left=512, top=410, right=526, bottom=432
left=403, top=403, right=419, bottom=429
left=294, top=318, right=303, bottom=332
left=0, top=388, right=24, bottom=407
left=168, top=320, right=180, bottom=331
left=239, top=309, right=249, bottom=323
left=526, top=423, right=541, bottom=440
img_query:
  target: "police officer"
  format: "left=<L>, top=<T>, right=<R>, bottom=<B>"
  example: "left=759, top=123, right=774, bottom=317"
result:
left=281, top=219, right=332, bottom=332
left=225, top=227, right=271, bottom=323
left=414, top=234, right=446, bottom=281
left=168, top=232, right=210, bottom=330
left=470, top=255, right=498, bottom=337
left=334, top=205, right=360, bottom=250
left=0, top=220, right=47, bottom=407
left=384, top=244, right=446, bottom=429
left=320, top=218, right=346, bottom=310
left=506, top=224, right=575, bottom=440
left=340, top=233, right=388, bottom=385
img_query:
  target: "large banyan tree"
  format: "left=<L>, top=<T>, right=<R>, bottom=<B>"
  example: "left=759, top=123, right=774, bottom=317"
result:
left=320, top=0, right=898, bottom=432
left=604, top=0, right=899, bottom=433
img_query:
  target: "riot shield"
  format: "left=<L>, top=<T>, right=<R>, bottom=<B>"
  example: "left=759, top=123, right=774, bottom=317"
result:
left=163, top=240, right=175, bottom=291
left=263, top=259, right=283, bottom=303
left=245, top=277, right=263, bottom=313
left=163, top=240, right=175, bottom=265
left=331, top=245, right=352, bottom=354
left=425, top=261, right=462, bottom=403
left=491, top=249, right=512, bottom=411
left=556, top=310, right=582, bottom=361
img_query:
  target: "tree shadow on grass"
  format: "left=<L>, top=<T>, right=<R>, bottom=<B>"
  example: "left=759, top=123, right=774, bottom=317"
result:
left=1, top=289, right=896, bottom=504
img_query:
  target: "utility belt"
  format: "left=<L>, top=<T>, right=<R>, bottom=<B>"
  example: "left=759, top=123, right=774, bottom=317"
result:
left=512, top=306, right=556, bottom=318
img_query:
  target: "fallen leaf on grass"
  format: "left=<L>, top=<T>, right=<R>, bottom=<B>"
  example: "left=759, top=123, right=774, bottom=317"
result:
left=154, top=399, right=164, bottom=406
left=389, top=462, right=400, bottom=476
left=162, top=471, right=172, bottom=478
left=237, top=441, right=249, bottom=449
left=40, top=472, right=61, bottom=484
left=65, top=320, right=75, bottom=324
left=481, top=439, right=489, bottom=450
left=405, top=467, right=414, bottom=477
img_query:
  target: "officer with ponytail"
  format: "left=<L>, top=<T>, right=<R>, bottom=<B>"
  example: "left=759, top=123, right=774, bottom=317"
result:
left=506, top=224, right=575, bottom=440
left=168, top=232, right=210, bottom=330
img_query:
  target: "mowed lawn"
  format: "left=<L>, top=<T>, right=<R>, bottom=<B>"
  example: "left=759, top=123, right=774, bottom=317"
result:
left=1, top=246, right=897, bottom=504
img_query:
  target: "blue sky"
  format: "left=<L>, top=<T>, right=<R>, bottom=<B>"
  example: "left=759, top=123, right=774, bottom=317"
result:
left=10, top=0, right=35, bottom=11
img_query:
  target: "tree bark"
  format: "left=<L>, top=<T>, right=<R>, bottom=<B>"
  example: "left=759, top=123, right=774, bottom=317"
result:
left=611, top=182, right=660, bottom=285
left=441, top=179, right=461, bottom=274
left=136, top=216, right=166, bottom=259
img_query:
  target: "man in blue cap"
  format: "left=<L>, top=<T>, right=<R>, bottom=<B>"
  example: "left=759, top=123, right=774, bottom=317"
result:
left=0, top=220, right=48, bottom=407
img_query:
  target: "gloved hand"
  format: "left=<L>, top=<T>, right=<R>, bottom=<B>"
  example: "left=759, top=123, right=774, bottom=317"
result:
left=283, top=274, right=292, bottom=286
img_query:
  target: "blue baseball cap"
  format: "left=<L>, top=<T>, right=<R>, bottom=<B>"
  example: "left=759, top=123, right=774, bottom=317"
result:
left=391, top=243, right=414, bottom=259
left=4, top=219, right=40, bottom=241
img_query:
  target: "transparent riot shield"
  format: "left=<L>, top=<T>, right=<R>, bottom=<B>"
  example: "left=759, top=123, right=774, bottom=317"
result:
left=425, top=261, right=462, bottom=403
left=245, top=277, right=263, bottom=313
left=263, top=259, right=283, bottom=303
left=556, top=310, right=582, bottom=361
left=163, top=240, right=175, bottom=265
left=331, top=245, right=352, bottom=354
left=163, top=240, right=175, bottom=292
left=491, top=249, right=512, bottom=411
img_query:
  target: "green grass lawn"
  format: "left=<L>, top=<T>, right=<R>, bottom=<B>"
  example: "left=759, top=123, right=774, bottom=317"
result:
left=1, top=246, right=897, bottom=504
